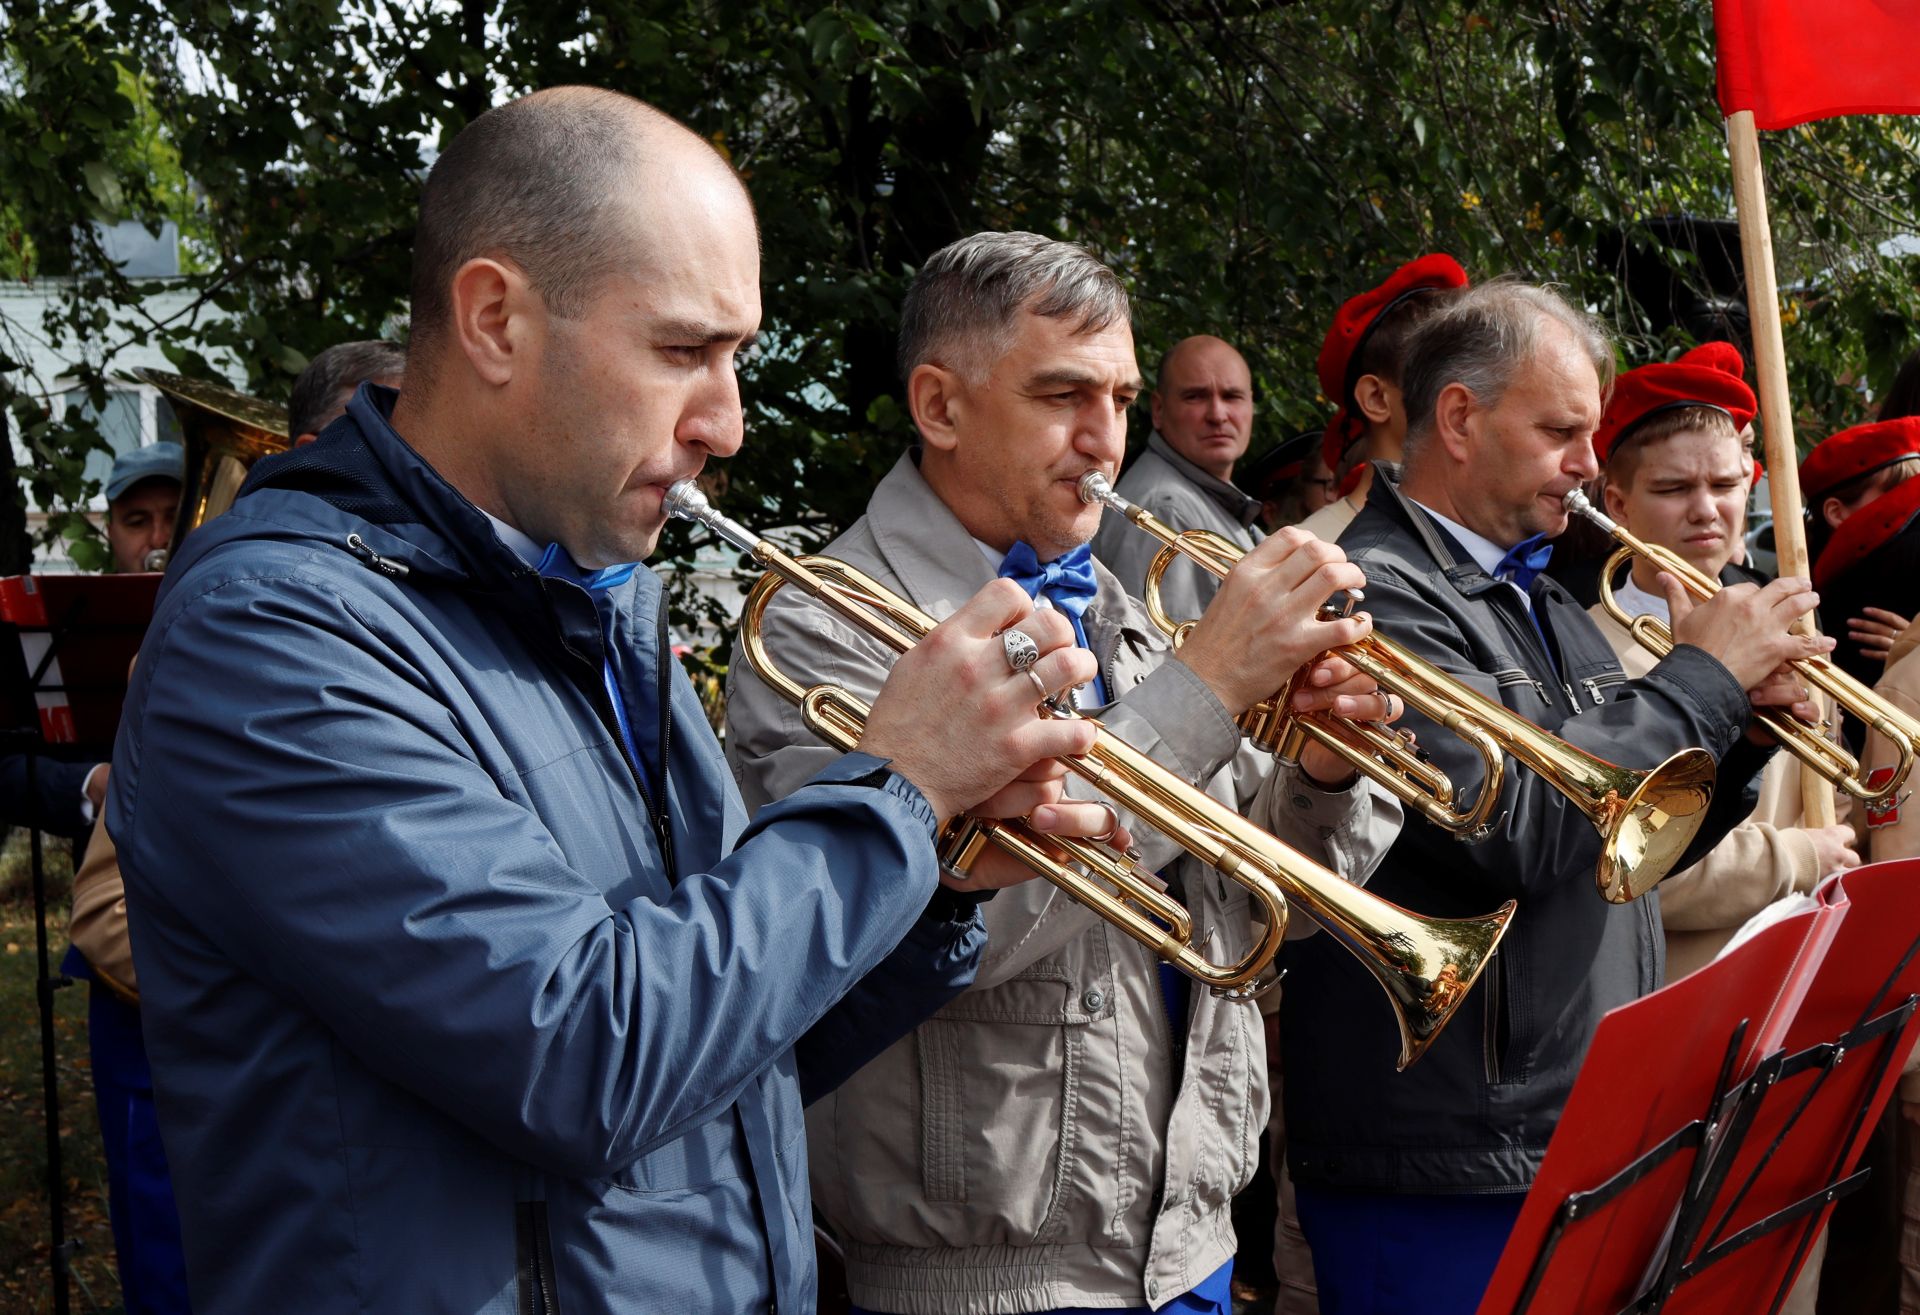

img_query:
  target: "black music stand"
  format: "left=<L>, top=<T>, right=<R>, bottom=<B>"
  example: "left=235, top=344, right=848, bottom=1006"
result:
left=0, top=572, right=157, bottom=1315
left=1478, top=857, right=1920, bottom=1315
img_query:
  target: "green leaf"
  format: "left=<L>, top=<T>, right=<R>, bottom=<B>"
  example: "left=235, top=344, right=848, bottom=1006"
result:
left=80, top=161, right=125, bottom=214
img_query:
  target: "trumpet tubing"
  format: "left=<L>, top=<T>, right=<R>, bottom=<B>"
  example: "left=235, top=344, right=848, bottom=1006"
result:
left=1085, top=472, right=1717, bottom=904
left=670, top=480, right=1514, bottom=1069
left=1567, top=489, right=1920, bottom=808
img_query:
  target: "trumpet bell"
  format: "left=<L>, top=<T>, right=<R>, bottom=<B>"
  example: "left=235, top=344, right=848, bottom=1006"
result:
left=1594, top=747, right=1717, bottom=903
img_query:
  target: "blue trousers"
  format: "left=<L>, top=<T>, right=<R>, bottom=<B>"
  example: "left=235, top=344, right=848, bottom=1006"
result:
left=1293, top=1185, right=1524, bottom=1315
left=66, top=949, right=192, bottom=1313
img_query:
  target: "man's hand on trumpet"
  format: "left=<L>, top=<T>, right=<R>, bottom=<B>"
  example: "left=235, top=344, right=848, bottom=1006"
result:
left=859, top=579, right=1132, bottom=891
left=1168, top=528, right=1401, bottom=784
left=1661, top=572, right=1833, bottom=741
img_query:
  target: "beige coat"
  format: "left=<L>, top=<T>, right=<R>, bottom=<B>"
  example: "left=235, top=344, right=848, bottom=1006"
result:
left=725, top=454, right=1399, bottom=1314
left=1296, top=491, right=1363, bottom=545
left=68, top=821, right=137, bottom=1002
left=1589, top=602, right=1833, bottom=979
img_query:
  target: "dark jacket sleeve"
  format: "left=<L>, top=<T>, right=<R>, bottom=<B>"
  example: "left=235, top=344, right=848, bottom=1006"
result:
left=113, top=574, right=951, bottom=1181
left=0, top=753, right=98, bottom=840
left=797, top=898, right=986, bottom=1104
left=1360, top=566, right=1756, bottom=902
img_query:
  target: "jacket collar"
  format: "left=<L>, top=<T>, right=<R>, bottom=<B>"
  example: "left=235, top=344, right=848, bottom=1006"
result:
left=340, top=384, right=542, bottom=591
left=866, top=451, right=1139, bottom=639
left=1363, top=461, right=1487, bottom=592
left=1144, top=432, right=1262, bottom=529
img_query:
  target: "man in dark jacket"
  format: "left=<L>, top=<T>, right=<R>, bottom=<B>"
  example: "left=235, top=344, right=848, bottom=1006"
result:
left=1278, top=280, right=1832, bottom=1315
left=106, top=87, right=1114, bottom=1315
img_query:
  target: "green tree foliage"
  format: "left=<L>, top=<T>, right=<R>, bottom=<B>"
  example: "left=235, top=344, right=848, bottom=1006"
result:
left=3, top=0, right=1917, bottom=595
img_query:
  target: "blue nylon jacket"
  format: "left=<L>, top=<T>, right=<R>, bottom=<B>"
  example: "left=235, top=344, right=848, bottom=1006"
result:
left=108, top=386, right=984, bottom=1313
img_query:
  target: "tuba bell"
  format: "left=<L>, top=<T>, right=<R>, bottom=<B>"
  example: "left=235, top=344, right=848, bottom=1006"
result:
left=130, top=368, right=290, bottom=569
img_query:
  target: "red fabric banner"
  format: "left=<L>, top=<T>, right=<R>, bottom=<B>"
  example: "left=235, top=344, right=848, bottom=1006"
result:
left=1714, top=0, right=1920, bottom=128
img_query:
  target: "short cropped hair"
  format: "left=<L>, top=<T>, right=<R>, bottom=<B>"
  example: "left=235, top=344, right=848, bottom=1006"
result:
left=408, top=88, right=737, bottom=367
left=1401, top=279, right=1616, bottom=455
left=1604, top=405, right=1742, bottom=490
left=289, top=340, right=407, bottom=436
left=898, top=231, right=1130, bottom=384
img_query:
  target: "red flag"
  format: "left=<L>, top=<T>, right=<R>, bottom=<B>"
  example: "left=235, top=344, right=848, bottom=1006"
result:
left=1714, top=0, right=1920, bottom=128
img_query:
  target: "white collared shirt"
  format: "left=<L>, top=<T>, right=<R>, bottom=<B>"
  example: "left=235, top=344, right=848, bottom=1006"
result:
left=1407, top=498, right=1537, bottom=611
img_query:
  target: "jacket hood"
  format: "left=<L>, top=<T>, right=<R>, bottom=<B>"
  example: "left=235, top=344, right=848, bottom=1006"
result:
left=192, top=383, right=537, bottom=592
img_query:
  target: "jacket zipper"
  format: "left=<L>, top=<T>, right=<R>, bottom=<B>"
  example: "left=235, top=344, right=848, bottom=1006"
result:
left=1491, top=667, right=1550, bottom=707
left=551, top=582, right=676, bottom=880
left=1581, top=672, right=1628, bottom=706
left=516, top=1201, right=561, bottom=1315
left=1497, top=597, right=1576, bottom=719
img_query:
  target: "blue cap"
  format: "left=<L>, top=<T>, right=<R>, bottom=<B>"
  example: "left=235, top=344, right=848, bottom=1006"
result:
left=105, top=441, right=185, bottom=503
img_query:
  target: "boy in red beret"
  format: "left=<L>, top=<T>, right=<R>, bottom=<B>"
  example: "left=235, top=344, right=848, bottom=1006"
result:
left=1799, top=417, right=1920, bottom=694
left=1299, top=254, right=1469, bottom=544
left=1589, top=353, right=1853, bottom=1315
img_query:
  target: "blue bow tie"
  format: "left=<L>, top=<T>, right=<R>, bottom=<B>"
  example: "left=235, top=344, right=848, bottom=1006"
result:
left=536, top=542, right=638, bottom=592
left=998, top=541, right=1106, bottom=706
left=1494, top=533, right=1553, bottom=593
left=997, top=541, right=1099, bottom=622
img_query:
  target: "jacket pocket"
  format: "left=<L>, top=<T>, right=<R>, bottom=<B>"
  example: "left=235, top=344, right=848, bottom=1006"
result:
left=1483, top=936, right=1529, bottom=1087
left=915, top=965, right=1110, bottom=1244
left=515, top=1200, right=563, bottom=1315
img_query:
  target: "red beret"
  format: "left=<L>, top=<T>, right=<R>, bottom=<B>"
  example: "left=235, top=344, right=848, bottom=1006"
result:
left=1593, top=342, right=1758, bottom=464
left=1798, top=417, right=1920, bottom=501
left=1814, top=469, right=1920, bottom=590
left=1318, top=254, right=1470, bottom=469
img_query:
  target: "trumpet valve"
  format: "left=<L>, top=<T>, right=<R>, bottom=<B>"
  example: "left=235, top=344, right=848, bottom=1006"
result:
left=936, top=817, right=995, bottom=881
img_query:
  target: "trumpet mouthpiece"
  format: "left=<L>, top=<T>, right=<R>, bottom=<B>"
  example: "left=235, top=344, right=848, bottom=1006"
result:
left=1078, top=470, right=1116, bottom=506
left=1562, top=488, right=1618, bottom=534
left=663, top=479, right=711, bottom=523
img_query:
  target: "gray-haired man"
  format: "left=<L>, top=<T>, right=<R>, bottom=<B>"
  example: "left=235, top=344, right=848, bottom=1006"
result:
left=288, top=339, right=407, bottom=443
left=725, top=231, right=1403, bottom=1315
left=1277, top=279, right=1830, bottom=1314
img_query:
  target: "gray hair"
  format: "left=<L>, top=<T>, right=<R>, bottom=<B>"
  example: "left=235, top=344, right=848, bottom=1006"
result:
left=897, top=231, right=1130, bottom=383
left=1400, top=278, right=1616, bottom=454
left=289, top=339, right=408, bottom=436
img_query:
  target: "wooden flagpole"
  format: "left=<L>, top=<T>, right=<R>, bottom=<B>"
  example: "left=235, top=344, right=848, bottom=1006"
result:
left=1726, top=108, right=1837, bottom=828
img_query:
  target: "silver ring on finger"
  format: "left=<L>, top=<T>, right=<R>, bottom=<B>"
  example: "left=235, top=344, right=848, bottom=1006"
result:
left=1023, top=668, right=1049, bottom=704
left=1002, top=627, right=1041, bottom=673
left=1090, top=802, right=1120, bottom=844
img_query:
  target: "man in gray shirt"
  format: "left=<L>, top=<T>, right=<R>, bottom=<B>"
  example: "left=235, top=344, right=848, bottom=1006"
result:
left=1092, top=335, right=1262, bottom=620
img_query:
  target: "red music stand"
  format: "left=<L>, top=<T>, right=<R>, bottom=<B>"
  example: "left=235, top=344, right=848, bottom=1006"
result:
left=0, top=570, right=159, bottom=1315
left=1477, top=858, right=1920, bottom=1315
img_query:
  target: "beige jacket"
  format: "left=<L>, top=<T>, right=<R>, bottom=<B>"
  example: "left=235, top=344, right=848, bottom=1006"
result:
left=725, top=454, right=1399, bottom=1314
left=68, top=821, right=138, bottom=1002
left=1296, top=492, right=1363, bottom=545
left=1589, top=602, right=1833, bottom=979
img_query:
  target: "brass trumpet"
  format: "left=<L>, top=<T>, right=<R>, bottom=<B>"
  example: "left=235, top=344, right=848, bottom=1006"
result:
left=1566, top=488, right=1920, bottom=807
left=667, top=480, right=1514, bottom=1069
left=1083, top=472, right=1717, bottom=904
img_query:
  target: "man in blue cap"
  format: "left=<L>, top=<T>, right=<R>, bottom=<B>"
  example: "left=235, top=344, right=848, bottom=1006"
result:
left=102, top=441, right=184, bottom=575
left=0, top=441, right=183, bottom=839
